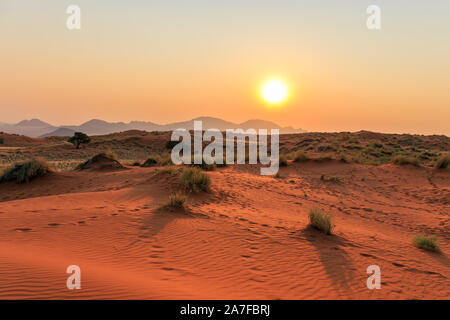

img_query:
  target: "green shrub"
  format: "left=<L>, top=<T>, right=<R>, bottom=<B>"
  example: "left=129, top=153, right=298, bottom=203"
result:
left=0, top=137, right=3, bottom=144
left=68, top=132, right=91, bottom=149
left=181, top=167, right=211, bottom=192
left=391, top=155, right=420, bottom=166
left=0, top=158, right=52, bottom=183
left=308, top=208, right=333, bottom=235
left=413, top=235, right=441, bottom=253
left=435, top=154, right=449, bottom=169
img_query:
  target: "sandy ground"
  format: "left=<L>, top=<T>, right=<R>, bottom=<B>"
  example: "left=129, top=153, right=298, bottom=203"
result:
left=0, top=161, right=448, bottom=299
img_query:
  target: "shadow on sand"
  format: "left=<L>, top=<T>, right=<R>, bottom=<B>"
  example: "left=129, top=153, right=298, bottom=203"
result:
left=139, top=206, right=209, bottom=240
left=299, top=226, right=356, bottom=295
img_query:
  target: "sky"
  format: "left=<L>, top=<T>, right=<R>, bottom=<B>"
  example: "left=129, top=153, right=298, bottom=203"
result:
left=1, top=0, right=449, bottom=135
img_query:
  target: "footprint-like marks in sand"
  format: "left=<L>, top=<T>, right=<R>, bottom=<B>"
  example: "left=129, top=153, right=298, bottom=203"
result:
left=48, top=223, right=63, bottom=227
left=146, top=245, right=166, bottom=266
left=14, top=228, right=33, bottom=232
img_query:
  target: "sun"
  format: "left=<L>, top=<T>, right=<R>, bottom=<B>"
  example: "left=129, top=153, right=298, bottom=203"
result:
left=261, top=80, right=288, bottom=104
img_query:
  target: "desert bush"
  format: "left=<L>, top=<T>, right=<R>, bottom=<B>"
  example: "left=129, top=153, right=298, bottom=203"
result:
left=391, top=155, right=420, bottom=167
left=164, top=192, right=187, bottom=209
left=190, top=155, right=216, bottom=171
left=369, top=141, right=383, bottom=149
left=317, top=145, right=334, bottom=152
left=435, top=154, right=449, bottom=169
left=141, top=157, right=158, bottom=167
left=157, top=153, right=173, bottom=166
left=165, top=140, right=179, bottom=150
left=0, top=138, right=3, bottom=144
left=308, top=208, right=333, bottom=235
left=181, top=167, right=211, bottom=192
left=0, top=158, right=52, bottom=183
left=156, top=166, right=180, bottom=176
left=279, top=154, right=288, bottom=167
left=413, top=235, right=441, bottom=253
left=294, top=151, right=309, bottom=163
left=68, top=132, right=91, bottom=149
left=337, top=152, right=351, bottom=163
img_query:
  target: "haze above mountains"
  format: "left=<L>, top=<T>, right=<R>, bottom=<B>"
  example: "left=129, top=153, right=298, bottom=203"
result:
left=0, top=117, right=305, bottom=138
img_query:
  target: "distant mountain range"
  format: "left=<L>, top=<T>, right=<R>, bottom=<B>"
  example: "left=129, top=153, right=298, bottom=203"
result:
left=0, top=117, right=305, bottom=138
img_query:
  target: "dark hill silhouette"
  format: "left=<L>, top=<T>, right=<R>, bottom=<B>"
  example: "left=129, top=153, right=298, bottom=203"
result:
left=1, top=117, right=305, bottom=137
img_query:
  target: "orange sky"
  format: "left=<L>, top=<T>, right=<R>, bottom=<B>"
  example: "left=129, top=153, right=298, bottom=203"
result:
left=1, top=1, right=449, bottom=135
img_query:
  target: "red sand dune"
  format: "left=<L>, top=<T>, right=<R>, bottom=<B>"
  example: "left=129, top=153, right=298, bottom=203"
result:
left=0, top=162, right=448, bottom=299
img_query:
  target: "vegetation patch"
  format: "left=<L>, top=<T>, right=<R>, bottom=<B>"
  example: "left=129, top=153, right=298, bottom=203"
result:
left=181, top=167, right=211, bottom=192
left=141, top=157, right=158, bottom=167
left=278, top=154, right=288, bottom=167
left=435, top=154, right=449, bottom=169
left=190, top=155, right=216, bottom=171
left=0, top=158, right=52, bottom=183
left=293, top=151, right=309, bottom=163
left=163, top=192, right=187, bottom=210
left=321, top=174, right=340, bottom=183
left=391, top=155, right=420, bottom=167
left=413, top=235, right=441, bottom=253
left=68, top=132, right=91, bottom=149
left=155, top=166, right=181, bottom=176
left=308, top=208, right=333, bottom=235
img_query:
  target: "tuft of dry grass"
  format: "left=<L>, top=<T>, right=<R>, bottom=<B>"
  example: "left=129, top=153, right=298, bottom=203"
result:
left=435, top=154, right=449, bottom=169
left=391, top=155, right=420, bottom=167
left=190, top=155, right=216, bottom=171
left=308, top=208, right=333, bottom=235
left=104, top=149, right=118, bottom=160
left=155, top=166, right=180, bottom=176
left=413, top=235, right=441, bottom=253
left=320, top=175, right=340, bottom=183
left=293, top=151, right=309, bottom=163
left=156, top=153, right=173, bottom=166
left=164, top=192, right=187, bottom=210
left=0, top=158, right=52, bottom=183
left=181, top=167, right=211, bottom=192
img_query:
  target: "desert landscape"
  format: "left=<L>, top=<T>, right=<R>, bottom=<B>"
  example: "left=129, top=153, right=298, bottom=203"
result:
left=1, top=1, right=449, bottom=303
left=0, top=128, right=448, bottom=299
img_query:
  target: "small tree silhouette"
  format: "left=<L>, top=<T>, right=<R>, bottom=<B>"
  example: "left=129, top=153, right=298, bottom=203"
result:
left=68, top=132, right=91, bottom=149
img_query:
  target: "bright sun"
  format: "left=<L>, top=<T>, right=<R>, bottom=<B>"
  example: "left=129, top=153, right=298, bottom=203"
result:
left=261, top=80, right=288, bottom=104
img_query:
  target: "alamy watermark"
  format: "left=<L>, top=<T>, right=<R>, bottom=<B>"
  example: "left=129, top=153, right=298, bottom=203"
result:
left=66, top=265, right=81, bottom=290
left=170, top=121, right=280, bottom=175
left=66, top=5, right=81, bottom=30
left=366, top=265, right=381, bottom=289
left=367, top=5, right=381, bottom=30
